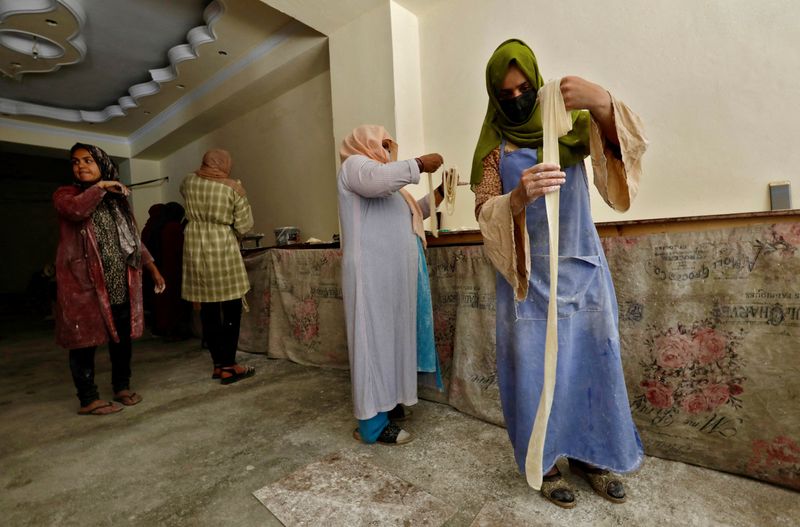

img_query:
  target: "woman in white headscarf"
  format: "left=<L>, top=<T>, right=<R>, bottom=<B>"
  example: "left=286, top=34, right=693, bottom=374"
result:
left=338, top=125, right=443, bottom=445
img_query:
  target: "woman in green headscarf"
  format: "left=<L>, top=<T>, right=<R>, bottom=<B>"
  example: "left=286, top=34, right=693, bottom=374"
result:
left=472, top=39, right=648, bottom=508
left=471, top=39, right=592, bottom=189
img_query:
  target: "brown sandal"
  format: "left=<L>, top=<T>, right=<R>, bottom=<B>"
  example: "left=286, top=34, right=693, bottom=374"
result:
left=78, top=400, right=123, bottom=416
left=540, top=469, right=576, bottom=509
left=113, top=390, right=143, bottom=406
left=569, top=460, right=626, bottom=504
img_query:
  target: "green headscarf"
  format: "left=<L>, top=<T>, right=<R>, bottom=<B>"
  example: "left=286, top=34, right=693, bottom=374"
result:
left=470, top=39, right=591, bottom=186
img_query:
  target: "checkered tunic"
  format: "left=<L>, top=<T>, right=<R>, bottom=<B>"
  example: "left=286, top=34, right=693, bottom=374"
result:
left=181, top=174, right=253, bottom=302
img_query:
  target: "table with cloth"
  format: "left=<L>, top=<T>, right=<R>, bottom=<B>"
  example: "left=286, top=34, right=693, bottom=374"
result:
left=238, top=212, right=800, bottom=491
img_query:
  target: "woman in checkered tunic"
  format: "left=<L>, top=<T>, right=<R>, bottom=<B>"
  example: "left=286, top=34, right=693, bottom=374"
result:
left=181, top=149, right=255, bottom=384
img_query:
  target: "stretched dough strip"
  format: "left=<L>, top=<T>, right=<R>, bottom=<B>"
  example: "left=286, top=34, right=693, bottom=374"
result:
left=428, top=171, right=438, bottom=237
left=443, top=167, right=458, bottom=216
left=524, top=78, right=573, bottom=490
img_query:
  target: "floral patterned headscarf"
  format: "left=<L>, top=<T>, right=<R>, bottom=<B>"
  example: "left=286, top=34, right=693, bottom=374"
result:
left=71, top=142, right=120, bottom=184
left=70, top=142, right=142, bottom=268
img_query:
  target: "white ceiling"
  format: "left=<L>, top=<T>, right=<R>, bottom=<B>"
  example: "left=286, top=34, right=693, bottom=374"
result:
left=0, top=0, right=315, bottom=140
left=1, top=0, right=210, bottom=110
left=0, top=0, right=438, bottom=156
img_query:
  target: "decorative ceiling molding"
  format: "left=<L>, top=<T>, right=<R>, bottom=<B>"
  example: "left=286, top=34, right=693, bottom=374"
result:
left=129, top=20, right=301, bottom=146
left=0, top=0, right=226, bottom=124
left=0, top=19, right=307, bottom=151
left=0, top=0, right=87, bottom=78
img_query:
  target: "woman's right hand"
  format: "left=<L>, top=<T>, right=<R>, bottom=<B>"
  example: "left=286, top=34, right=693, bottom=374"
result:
left=418, top=153, right=444, bottom=173
left=509, top=163, right=565, bottom=215
left=96, top=180, right=130, bottom=196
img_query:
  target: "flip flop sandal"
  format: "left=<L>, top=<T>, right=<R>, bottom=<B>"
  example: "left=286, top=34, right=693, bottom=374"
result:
left=352, top=422, right=413, bottom=445
left=78, top=400, right=124, bottom=416
left=114, top=390, right=142, bottom=406
left=569, top=461, right=626, bottom=504
left=113, top=391, right=143, bottom=406
left=211, top=367, right=222, bottom=379
left=540, top=470, right=576, bottom=509
left=220, top=365, right=255, bottom=385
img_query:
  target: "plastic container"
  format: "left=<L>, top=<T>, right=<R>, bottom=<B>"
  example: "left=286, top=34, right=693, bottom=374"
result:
left=274, top=226, right=300, bottom=246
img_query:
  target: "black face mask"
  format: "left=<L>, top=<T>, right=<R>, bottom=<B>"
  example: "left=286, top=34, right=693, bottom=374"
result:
left=499, top=89, right=536, bottom=124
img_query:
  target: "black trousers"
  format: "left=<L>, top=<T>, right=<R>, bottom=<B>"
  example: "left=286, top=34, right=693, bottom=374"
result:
left=200, top=299, right=242, bottom=367
left=69, top=303, right=132, bottom=406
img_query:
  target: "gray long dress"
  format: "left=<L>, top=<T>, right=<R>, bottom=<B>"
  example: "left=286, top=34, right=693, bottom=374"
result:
left=337, top=154, right=429, bottom=420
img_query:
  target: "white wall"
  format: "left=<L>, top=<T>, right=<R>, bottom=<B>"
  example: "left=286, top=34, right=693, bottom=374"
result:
left=390, top=2, right=425, bottom=164
left=389, top=1, right=437, bottom=227
left=7, top=0, right=797, bottom=244
left=417, top=0, right=800, bottom=227
left=159, top=71, right=338, bottom=243
left=329, top=2, right=397, bottom=160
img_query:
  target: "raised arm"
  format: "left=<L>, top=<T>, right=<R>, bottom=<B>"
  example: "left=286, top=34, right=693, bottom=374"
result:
left=54, top=180, right=131, bottom=222
left=560, top=76, right=618, bottom=147
left=560, top=76, right=648, bottom=211
left=340, top=153, right=444, bottom=200
left=339, top=155, right=420, bottom=198
left=53, top=185, right=105, bottom=222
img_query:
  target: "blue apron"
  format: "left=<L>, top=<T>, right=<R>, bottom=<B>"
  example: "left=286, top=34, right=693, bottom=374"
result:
left=496, top=141, right=643, bottom=474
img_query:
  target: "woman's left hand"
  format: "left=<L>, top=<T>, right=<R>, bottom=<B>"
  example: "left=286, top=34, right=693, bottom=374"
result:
left=559, top=76, right=610, bottom=113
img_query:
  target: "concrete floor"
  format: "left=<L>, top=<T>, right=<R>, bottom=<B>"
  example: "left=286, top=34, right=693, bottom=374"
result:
left=1, top=318, right=797, bottom=527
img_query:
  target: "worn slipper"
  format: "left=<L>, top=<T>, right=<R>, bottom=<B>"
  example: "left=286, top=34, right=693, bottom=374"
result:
left=220, top=365, right=255, bottom=385
left=540, top=469, right=576, bottom=509
left=113, top=390, right=143, bottom=406
left=78, top=400, right=123, bottom=416
left=352, top=422, right=413, bottom=445
left=569, top=460, right=626, bottom=504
